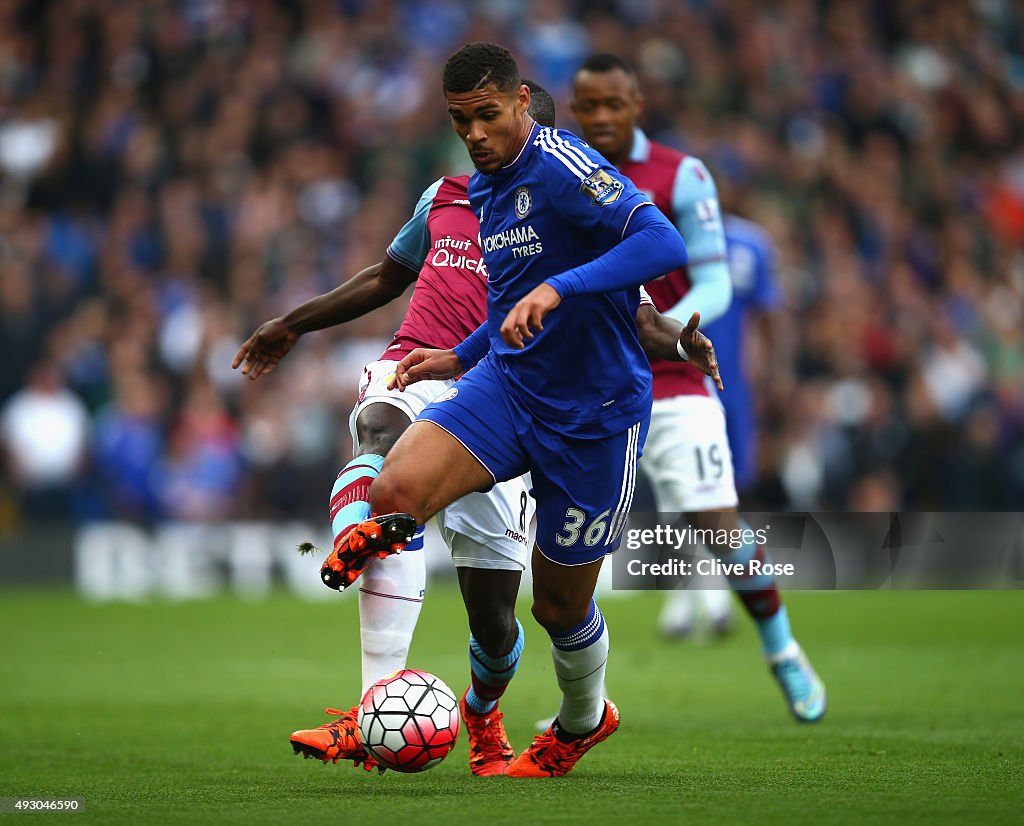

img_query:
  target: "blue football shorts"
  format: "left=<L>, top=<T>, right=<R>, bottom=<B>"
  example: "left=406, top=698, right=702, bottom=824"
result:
left=418, top=356, right=650, bottom=566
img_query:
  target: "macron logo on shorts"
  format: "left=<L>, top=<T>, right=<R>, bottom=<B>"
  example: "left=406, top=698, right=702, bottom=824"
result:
left=505, top=528, right=528, bottom=546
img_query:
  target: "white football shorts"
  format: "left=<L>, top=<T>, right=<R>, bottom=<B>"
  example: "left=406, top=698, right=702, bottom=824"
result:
left=350, top=360, right=534, bottom=571
left=640, top=393, right=739, bottom=513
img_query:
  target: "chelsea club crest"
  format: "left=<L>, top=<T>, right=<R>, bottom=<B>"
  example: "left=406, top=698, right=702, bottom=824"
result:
left=514, top=186, right=532, bottom=219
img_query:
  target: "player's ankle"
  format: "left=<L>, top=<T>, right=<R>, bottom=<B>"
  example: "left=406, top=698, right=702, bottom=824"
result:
left=552, top=705, right=606, bottom=743
left=464, top=700, right=497, bottom=717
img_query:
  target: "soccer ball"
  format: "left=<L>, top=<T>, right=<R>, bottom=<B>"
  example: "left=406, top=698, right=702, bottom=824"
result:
left=358, top=669, right=460, bottom=772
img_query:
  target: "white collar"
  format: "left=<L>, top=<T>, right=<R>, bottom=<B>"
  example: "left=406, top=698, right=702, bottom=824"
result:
left=629, top=127, right=650, bottom=163
left=502, top=120, right=539, bottom=170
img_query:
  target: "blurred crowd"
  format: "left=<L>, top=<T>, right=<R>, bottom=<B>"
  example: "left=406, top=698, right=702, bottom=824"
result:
left=1, top=0, right=1022, bottom=527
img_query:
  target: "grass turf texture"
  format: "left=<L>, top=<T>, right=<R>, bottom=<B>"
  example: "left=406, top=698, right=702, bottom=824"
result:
left=1, top=587, right=1021, bottom=825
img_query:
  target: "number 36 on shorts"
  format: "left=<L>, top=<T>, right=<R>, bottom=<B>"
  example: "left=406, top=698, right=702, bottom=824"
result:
left=555, top=507, right=626, bottom=548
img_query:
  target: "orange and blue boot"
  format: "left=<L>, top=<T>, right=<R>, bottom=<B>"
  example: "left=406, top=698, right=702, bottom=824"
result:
left=506, top=700, right=620, bottom=778
left=289, top=706, right=381, bottom=773
left=459, top=691, right=516, bottom=776
left=320, top=513, right=417, bottom=591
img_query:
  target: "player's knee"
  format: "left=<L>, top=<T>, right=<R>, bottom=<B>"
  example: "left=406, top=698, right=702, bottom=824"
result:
left=357, top=431, right=401, bottom=458
left=530, top=595, right=587, bottom=635
left=369, top=471, right=423, bottom=521
left=468, top=603, right=517, bottom=656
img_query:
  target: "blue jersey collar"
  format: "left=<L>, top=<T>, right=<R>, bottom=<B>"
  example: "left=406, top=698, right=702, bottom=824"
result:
left=629, top=127, right=650, bottom=163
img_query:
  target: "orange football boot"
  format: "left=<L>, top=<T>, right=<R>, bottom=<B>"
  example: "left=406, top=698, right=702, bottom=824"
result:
left=459, top=691, right=516, bottom=776
left=320, top=513, right=417, bottom=591
left=289, top=707, right=381, bottom=773
left=506, top=700, right=620, bottom=778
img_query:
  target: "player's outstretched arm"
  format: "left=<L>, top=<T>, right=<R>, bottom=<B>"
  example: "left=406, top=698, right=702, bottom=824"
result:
left=636, top=305, right=724, bottom=391
left=280, top=257, right=418, bottom=334
left=388, top=349, right=465, bottom=391
left=231, top=257, right=417, bottom=380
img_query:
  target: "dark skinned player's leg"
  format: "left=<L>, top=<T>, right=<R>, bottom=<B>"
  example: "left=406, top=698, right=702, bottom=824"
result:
left=458, top=566, right=522, bottom=659
left=354, top=402, right=413, bottom=459
left=456, top=564, right=523, bottom=775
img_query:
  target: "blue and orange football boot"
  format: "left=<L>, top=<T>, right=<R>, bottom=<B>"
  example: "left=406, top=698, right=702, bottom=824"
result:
left=506, top=700, right=620, bottom=778
left=320, top=513, right=417, bottom=591
left=289, top=706, right=382, bottom=773
left=459, top=691, right=516, bottom=776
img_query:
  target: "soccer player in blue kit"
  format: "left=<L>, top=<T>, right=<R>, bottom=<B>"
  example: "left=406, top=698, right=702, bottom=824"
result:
left=345, top=42, right=688, bottom=778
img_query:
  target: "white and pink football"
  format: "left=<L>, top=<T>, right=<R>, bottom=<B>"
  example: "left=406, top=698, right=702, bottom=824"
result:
left=358, top=669, right=460, bottom=772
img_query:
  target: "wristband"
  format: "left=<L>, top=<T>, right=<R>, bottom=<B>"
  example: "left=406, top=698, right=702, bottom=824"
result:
left=676, top=339, right=690, bottom=362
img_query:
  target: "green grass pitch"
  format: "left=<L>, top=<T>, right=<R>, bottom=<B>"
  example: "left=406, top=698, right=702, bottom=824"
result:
left=1, top=586, right=1021, bottom=825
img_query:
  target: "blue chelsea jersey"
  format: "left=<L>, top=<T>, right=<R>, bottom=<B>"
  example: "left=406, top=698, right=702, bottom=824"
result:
left=468, top=123, right=656, bottom=438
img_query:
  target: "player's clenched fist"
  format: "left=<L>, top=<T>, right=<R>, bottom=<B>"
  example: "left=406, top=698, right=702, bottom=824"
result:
left=500, top=283, right=562, bottom=349
left=388, top=348, right=465, bottom=391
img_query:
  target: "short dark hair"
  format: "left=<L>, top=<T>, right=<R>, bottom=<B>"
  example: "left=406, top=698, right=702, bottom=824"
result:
left=524, top=79, right=556, bottom=128
left=576, top=53, right=637, bottom=79
left=443, top=42, right=521, bottom=94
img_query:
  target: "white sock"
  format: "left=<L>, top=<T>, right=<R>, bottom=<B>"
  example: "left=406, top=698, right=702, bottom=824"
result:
left=357, top=548, right=425, bottom=696
left=550, top=599, right=609, bottom=735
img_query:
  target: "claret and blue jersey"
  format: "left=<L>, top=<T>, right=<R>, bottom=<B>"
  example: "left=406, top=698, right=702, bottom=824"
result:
left=467, top=122, right=669, bottom=438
